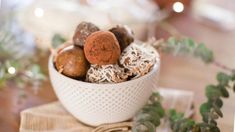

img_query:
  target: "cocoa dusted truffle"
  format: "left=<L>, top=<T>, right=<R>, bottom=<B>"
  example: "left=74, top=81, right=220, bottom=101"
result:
left=86, top=64, right=128, bottom=83
left=109, top=25, right=134, bottom=51
left=73, top=21, right=99, bottom=47
left=84, top=31, right=121, bottom=65
left=54, top=44, right=89, bottom=79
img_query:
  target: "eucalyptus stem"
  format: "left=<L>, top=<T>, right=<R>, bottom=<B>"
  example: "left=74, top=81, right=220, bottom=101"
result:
left=133, top=22, right=235, bottom=132
left=213, top=61, right=234, bottom=72
left=158, top=21, right=235, bottom=72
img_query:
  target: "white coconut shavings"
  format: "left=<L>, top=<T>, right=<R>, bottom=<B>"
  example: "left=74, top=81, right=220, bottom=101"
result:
left=86, top=64, right=128, bottom=84
left=119, top=43, right=158, bottom=79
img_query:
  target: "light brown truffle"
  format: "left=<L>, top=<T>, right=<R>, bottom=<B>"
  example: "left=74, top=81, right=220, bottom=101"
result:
left=84, top=31, right=121, bottom=65
left=55, top=45, right=89, bottom=79
left=73, top=21, right=99, bottom=47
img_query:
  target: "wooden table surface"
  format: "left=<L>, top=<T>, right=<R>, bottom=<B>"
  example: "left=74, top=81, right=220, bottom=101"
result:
left=1, top=3, right=235, bottom=132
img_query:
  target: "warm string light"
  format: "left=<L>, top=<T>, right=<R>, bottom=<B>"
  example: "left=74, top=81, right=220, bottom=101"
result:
left=173, top=2, right=184, bottom=13
left=8, top=67, right=16, bottom=74
left=34, top=7, right=44, bottom=18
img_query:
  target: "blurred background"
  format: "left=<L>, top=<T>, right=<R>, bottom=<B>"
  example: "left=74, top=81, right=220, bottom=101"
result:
left=0, top=0, right=235, bottom=131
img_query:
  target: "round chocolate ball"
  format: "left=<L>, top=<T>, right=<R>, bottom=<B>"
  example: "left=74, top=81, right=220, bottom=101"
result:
left=84, top=31, right=121, bottom=65
left=55, top=45, right=89, bottom=78
left=73, top=21, right=99, bottom=47
left=109, top=25, right=134, bottom=51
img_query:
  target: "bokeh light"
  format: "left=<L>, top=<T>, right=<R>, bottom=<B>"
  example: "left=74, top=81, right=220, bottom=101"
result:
left=173, top=2, right=184, bottom=13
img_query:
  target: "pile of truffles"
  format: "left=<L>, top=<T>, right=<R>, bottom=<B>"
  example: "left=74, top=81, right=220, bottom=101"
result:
left=54, top=22, right=158, bottom=84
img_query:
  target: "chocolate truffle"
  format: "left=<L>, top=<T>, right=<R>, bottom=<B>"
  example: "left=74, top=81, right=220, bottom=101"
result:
left=86, top=64, right=128, bottom=83
left=54, top=45, right=89, bottom=78
left=119, top=43, right=157, bottom=79
left=109, top=25, right=134, bottom=51
left=73, top=21, right=99, bottom=47
left=84, top=31, right=121, bottom=65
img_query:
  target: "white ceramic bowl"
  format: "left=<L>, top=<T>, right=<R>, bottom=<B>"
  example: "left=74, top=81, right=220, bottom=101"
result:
left=48, top=55, right=160, bottom=126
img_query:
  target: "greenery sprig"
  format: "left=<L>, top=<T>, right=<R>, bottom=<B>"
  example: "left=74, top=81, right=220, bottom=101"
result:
left=132, top=37, right=235, bottom=132
left=132, top=93, right=165, bottom=132
left=0, top=13, right=46, bottom=94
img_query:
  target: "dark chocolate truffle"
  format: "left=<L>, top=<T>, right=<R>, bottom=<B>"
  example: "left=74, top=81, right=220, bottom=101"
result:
left=84, top=31, right=121, bottom=65
left=73, top=21, right=99, bottom=47
left=109, top=25, right=134, bottom=51
left=55, top=44, right=89, bottom=78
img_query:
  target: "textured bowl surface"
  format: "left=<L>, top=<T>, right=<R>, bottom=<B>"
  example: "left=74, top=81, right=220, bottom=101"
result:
left=49, top=55, right=160, bottom=126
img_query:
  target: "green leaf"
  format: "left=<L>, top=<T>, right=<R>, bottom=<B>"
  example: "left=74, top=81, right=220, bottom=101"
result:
left=136, top=111, right=160, bottom=127
left=167, top=37, right=177, bottom=46
left=233, top=83, right=235, bottom=92
left=151, top=102, right=165, bottom=117
left=231, top=73, right=235, bottom=81
left=192, top=125, right=200, bottom=132
left=209, top=112, right=219, bottom=120
left=214, top=98, right=223, bottom=108
left=169, top=109, right=184, bottom=122
left=220, top=87, right=229, bottom=98
left=51, top=34, right=66, bottom=48
left=200, top=103, right=211, bottom=116
left=179, top=38, right=196, bottom=54
left=149, top=92, right=162, bottom=102
left=205, top=85, right=221, bottom=99
left=217, top=72, right=230, bottom=86
left=142, top=121, right=156, bottom=132
left=212, top=104, right=223, bottom=117
left=172, top=121, right=181, bottom=132
left=210, top=119, right=217, bottom=126
left=132, top=123, right=148, bottom=132
left=183, top=38, right=195, bottom=48
left=179, top=119, right=195, bottom=132
left=146, top=112, right=161, bottom=126
left=197, top=122, right=210, bottom=128
left=210, top=126, right=220, bottom=132
left=194, top=43, right=214, bottom=63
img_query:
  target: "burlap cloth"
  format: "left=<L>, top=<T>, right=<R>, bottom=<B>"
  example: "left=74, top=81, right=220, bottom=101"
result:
left=20, top=88, right=194, bottom=132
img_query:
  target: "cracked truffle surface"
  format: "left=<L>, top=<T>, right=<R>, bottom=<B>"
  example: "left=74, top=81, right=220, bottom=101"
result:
left=73, top=21, right=99, bottom=47
left=84, top=31, right=121, bottom=65
left=55, top=45, right=89, bottom=78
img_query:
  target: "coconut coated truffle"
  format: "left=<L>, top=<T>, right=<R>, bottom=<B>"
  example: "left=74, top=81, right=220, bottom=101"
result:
left=86, top=64, right=128, bottom=83
left=119, top=43, right=157, bottom=79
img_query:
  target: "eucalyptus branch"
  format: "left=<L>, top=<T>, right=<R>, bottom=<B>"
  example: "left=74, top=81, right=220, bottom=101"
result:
left=132, top=93, right=165, bottom=132
left=133, top=36, right=235, bottom=132
left=213, top=61, right=234, bottom=73
left=158, top=21, right=234, bottom=72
